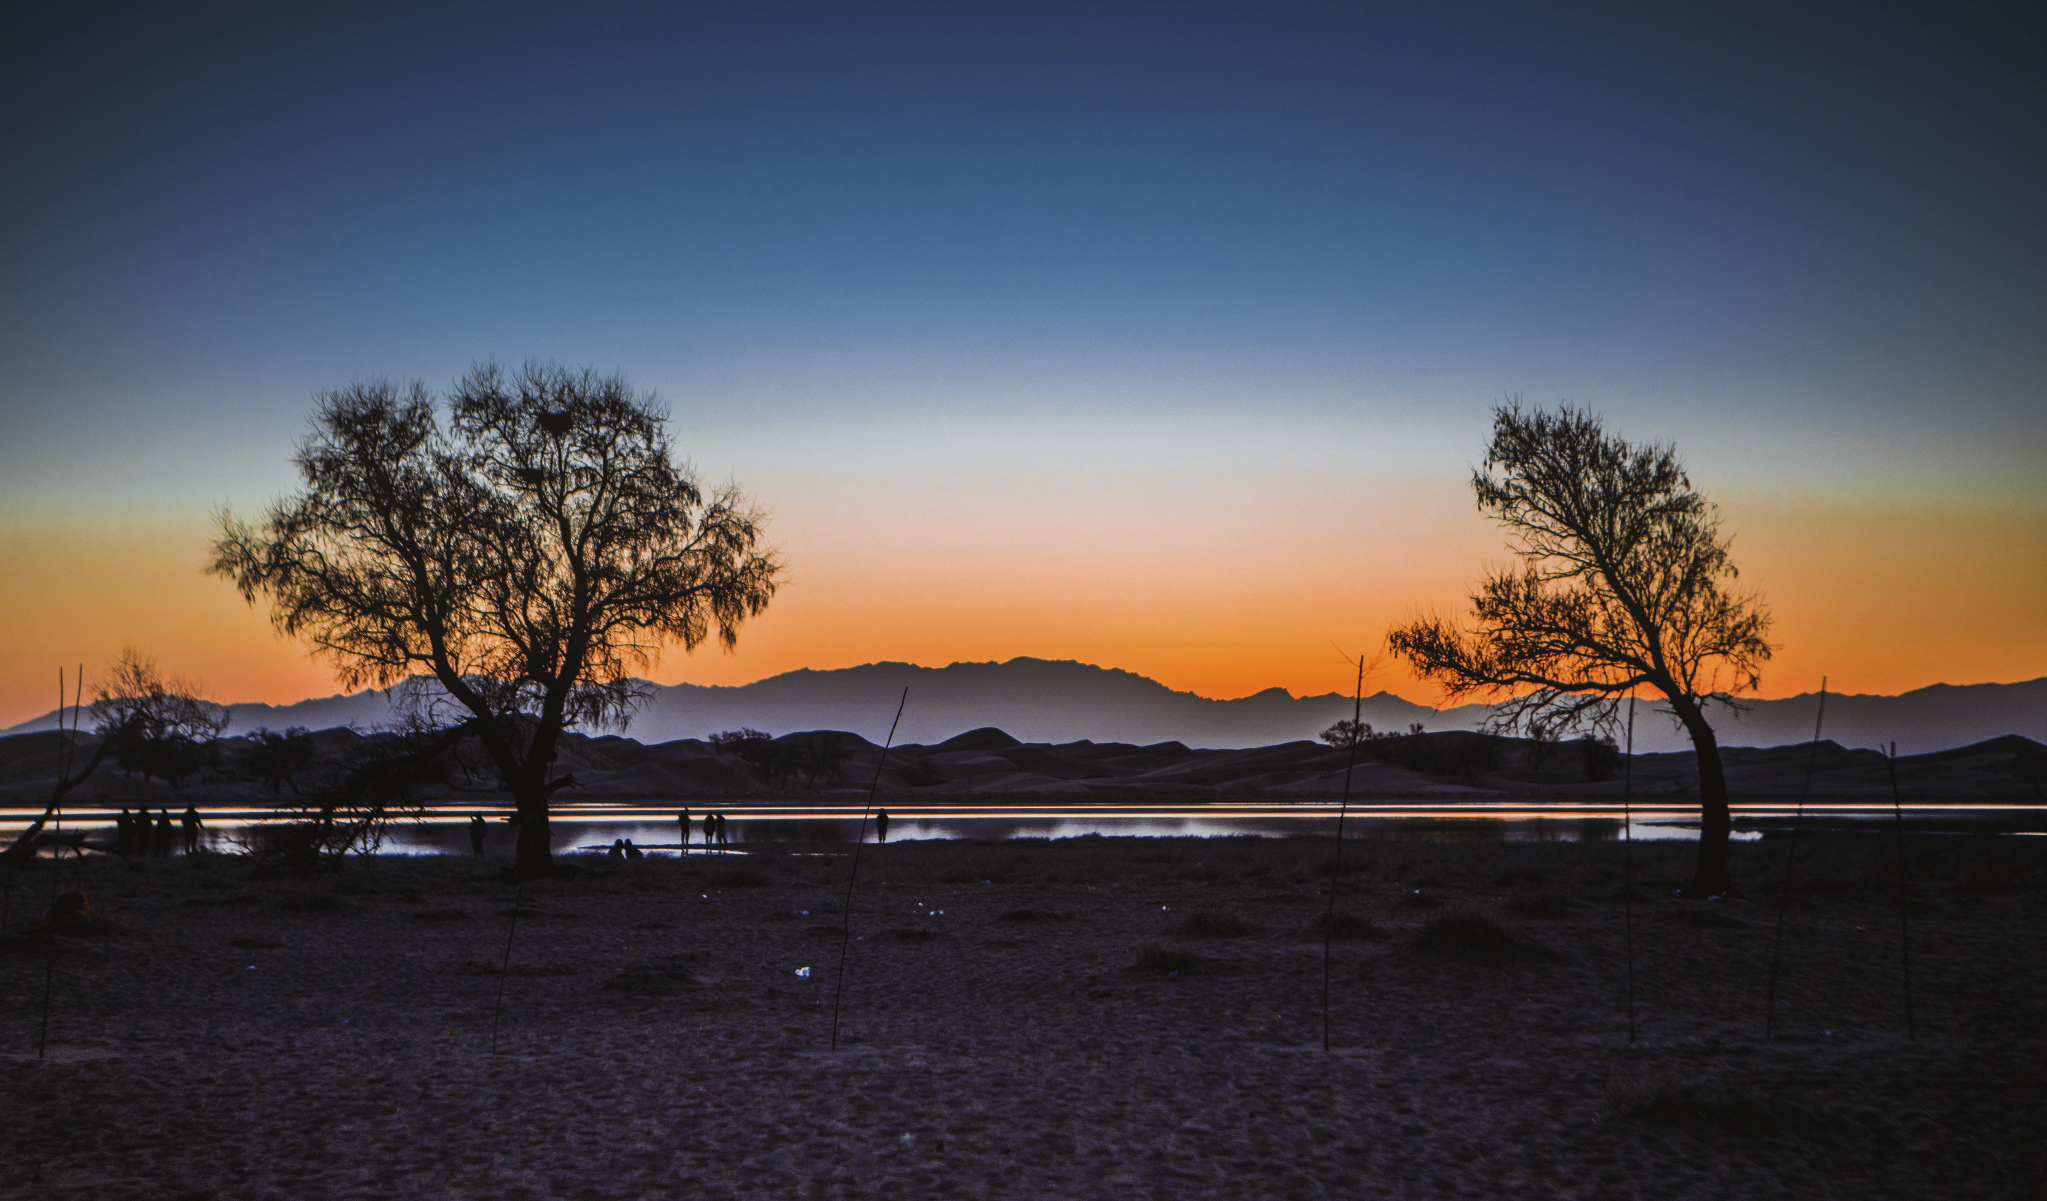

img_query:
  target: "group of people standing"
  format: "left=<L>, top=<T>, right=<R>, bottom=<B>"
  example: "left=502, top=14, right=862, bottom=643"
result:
left=115, top=805, right=201, bottom=857
left=678, top=808, right=729, bottom=853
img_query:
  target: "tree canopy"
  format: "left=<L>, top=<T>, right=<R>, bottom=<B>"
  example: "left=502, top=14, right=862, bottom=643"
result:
left=1389, top=404, right=1773, bottom=894
left=211, top=361, right=782, bottom=874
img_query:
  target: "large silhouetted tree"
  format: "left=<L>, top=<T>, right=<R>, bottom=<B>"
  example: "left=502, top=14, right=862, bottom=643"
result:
left=1388, top=404, right=1772, bottom=896
left=211, top=361, right=782, bottom=876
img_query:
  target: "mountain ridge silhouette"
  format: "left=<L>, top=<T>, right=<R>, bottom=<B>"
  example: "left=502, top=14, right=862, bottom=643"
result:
left=6, top=656, right=2042, bottom=755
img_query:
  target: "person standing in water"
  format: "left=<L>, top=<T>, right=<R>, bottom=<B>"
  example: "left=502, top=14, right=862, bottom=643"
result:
left=115, top=808, right=134, bottom=857
left=154, top=810, right=174, bottom=857
left=678, top=808, right=691, bottom=855
left=717, top=813, right=729, bottom=846
left=469, top=814, right=488, bottom=856
left=875, top=809, right=889, bottom=845
left=704, top=811, right=717, bottom=852
left=180, top=805, right=203, bottom=854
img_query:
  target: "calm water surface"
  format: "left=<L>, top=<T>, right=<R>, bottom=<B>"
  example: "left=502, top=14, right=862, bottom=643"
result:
left=10, top=797, right=2024, bottom=857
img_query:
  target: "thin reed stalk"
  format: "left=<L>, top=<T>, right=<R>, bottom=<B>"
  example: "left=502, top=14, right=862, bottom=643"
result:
left=829, top=688, right=909, bottom=1051
left=1765, top=677, right=1828, bottom=1038
left=1886, top=742, right=1916, bottom=1040
left=1321, top=655, right=1366, bottom=1053
left=1622, top=695, right=1637, bottom=1046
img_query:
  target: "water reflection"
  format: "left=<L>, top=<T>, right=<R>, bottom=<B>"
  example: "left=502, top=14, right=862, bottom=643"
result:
left=20, top=798, right=1994, bottom=858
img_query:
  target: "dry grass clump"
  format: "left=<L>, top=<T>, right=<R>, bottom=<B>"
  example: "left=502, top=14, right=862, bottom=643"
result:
left=1309, top=910, right=1381, bottom=939
left=600, top=962, right=699, bottom=996
left=1413, top=910, right=1521, bottom=962
left=1175, top=910, right=1251, bottom=938
left=1659, top=907, right=1747, bottom=929
left=1607, top=1067, right=1816, bottom=1136
left=710, top=864, right=774, bottom=887
left=1133, top=943, right=1203, bottom=975
left=996, top=909, right=1067, bottom=923
left=1506, top=893, right=1573, bottom=918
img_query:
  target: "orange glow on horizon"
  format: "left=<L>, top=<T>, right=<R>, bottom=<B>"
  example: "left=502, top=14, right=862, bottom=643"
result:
left=2, top=490, right=2042, bottom=728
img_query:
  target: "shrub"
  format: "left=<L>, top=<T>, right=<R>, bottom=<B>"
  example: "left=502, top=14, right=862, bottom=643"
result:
left=1309, top=910, right=1381, bottom=939
left=1414, top=910, right=1519, bottom=961
left=996, top=909, right=1067, bottom=923
left=1176, top=910, right=1251, bottom=938
left=1134, top=943, right=1202, bottom=975
left=1507, top=894, right=1572, bottom=918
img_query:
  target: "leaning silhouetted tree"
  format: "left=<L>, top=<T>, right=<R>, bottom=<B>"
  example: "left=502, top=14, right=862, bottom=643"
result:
left=1388, top=404, right=1772, bottom=896
left=211, top=361, right=782, bottom=876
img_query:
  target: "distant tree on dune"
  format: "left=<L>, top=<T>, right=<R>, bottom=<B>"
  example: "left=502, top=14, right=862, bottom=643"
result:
left=1389, top=404, right=1773, bottom=896
left=211, top=361, right=782, bottom=876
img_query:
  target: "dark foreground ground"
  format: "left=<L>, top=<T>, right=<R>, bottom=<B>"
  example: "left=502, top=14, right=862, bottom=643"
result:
left=3, top=832, right=2043, bottom=1200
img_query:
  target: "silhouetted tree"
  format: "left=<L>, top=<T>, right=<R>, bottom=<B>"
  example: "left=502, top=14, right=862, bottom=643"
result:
left=1389, top=404, right=1772, bottom=896
left=789, top=731, right=856, bottom=788
left=1320, top=719, right=1377, bottom=748
left=244, top=726, right=316, bottom=794
left=212, top=361, right=782, bottom=876
left=2016, top=742, right=2047, bottom=798
left=90, top=649, right=230, bottom=786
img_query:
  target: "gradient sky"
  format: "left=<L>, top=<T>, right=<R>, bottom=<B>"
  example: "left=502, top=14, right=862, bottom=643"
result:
left=3, top=2, right=2042, bottom=727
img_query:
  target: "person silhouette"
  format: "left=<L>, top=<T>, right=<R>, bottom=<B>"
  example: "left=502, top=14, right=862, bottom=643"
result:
left=181, top=805, right=203, bottom=854
left=624, top=838, right=643, bottom=860
left=116, top=807, right=133, bottom=857
left=469, top=814, right=488, bottom=856
left=875, top=809, right=890, bottom=845
left=704, top=812, right=718, bottom=851
left=154, top=810, right=173, bottom=857
left=609, top=838, right=626, bottom=861
left=716, top=813, right=729, bottom=846
left=678, top=808, right=691, bottom=855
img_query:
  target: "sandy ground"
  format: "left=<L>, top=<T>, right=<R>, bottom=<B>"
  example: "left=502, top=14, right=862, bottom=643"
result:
left=3, top=832, right=2043, bottom=1200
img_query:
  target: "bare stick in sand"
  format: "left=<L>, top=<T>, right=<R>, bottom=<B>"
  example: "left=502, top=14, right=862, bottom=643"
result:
left=490, top=833, right=528, bottom=1055
left=39, top=665, right=84, bottom=1060
left=1886, top=742, right=1916, bottom=1040
left=829, top=688, right=909, bottom=1051
left=1320, top=653, right=1367, bottom=1053
left=1765, top=677, right=1828, bottom=1039
left=1622, top=694, right=1637, bottom=1047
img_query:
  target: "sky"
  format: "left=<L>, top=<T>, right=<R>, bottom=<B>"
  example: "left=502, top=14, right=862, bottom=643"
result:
left=2, top=1, right=2042, bottom=727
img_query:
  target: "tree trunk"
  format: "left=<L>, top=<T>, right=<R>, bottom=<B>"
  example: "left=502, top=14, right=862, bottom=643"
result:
left=513, top=790, right=552, bottom=879
left=1673, top=702, right=1733, bottom=897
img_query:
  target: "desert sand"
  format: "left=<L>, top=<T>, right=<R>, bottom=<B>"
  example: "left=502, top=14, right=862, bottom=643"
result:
left=3, top=832, right=2042, bottom=1199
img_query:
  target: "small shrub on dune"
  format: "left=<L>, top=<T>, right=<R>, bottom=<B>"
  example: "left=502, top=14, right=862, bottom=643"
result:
left=1413, top=910, right=1520, bottom=962
left=1310, top=911, right=1381, bottom=939
left=1176, top=910, right=1251, bottom=938
left=1134, top=943, right=1203, bottom=975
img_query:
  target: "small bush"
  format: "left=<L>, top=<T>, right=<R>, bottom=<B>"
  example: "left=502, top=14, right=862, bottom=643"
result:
left=1309, top=911, right=1381, bottom=939
left=1507, top=894, right=1572, bottom=918
left=1414, top=910, right=1519, bottom=962
left=1607, top=1069, right=1812, bottom=1136
left=1134, top=943, right=1202, bottom=975
left=996, top=909, right=1067, bottom=923
left=1176, top=910, right=1251, bottom=938
left=711, top=865, right=773, bottom=888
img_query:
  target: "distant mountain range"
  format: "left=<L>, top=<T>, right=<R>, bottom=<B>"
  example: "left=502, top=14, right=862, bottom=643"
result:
left=6, top=658, right=2044, bottom=755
